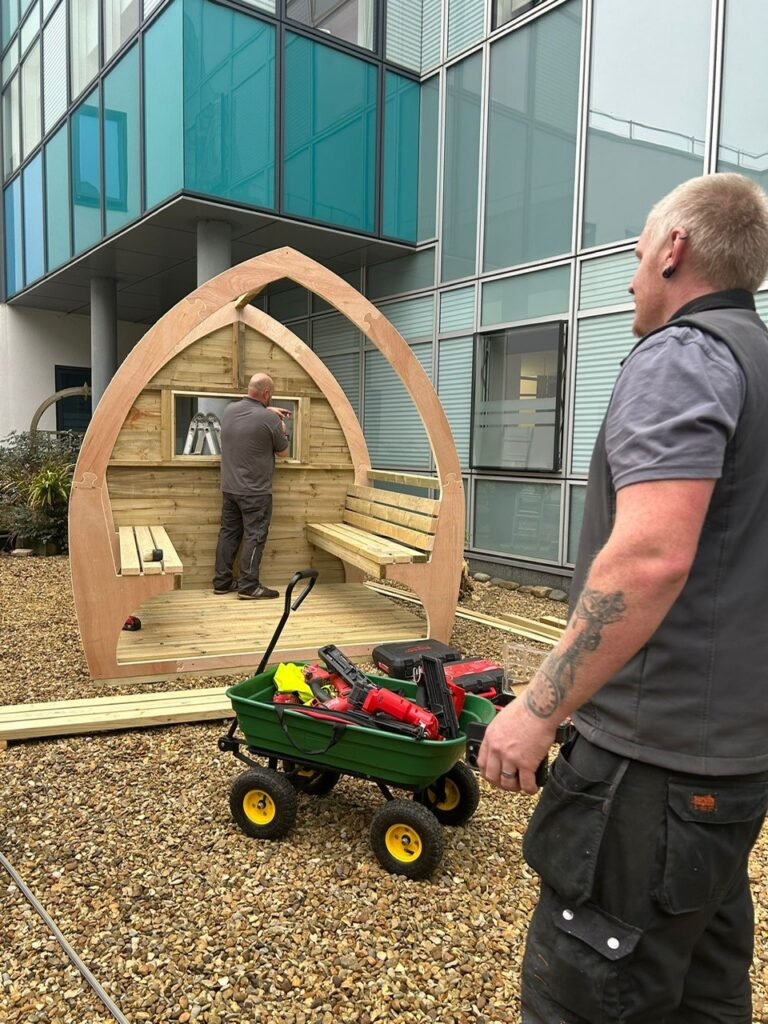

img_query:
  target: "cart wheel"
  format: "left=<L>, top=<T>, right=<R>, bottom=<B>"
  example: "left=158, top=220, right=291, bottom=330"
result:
left=370, top=800, right=444, bottom=879
left=229, top=768, right=298, bottom=840
left=281, top=761, right=341, bottom=796
left=418, top=761, right=481, bottom=827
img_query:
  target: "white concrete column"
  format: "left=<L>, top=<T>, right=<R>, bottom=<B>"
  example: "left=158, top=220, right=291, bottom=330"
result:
left=196, top=220, right=232, bottom=287
left=90, top=277, right=118, bottom=409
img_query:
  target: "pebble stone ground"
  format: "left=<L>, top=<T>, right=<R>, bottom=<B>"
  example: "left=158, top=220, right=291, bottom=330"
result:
left=1, top=556, right=766, bottom=1024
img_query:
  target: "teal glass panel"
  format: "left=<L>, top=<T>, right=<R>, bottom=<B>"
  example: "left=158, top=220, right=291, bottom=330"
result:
left=71, top=86, right=101, bottom=255
left=567, top=484, right=586, bottom=564
left=144, top=0, right=183, bottom=209
left=441, top=52, right=482, bottom=282
left=184, top=0, right=275, bottom=208
left=418, top=74, right=438, bottom=240
left=367, top=248, right=435, bottom=299
left=4, top=178, right=23, bottom=295
left=2, top=0, right=19, bottom=47
left=481, top=265, right=570, bottom=327
left=383, top=71, right=419, bottom=241
left=22, top=152, right=43, bottom=284
left=583, top=0, right=710, bottom=248
left=474, top=479, right=561, bottom=562
left=104, top=44, right=140, bottom=235
left=718, top=0, right=768, bottom=191
left=484, top=0, right=581, bottom=272
left=45, top=124, right=70, bottom=270
left=283, top=32, right=376, bottom=232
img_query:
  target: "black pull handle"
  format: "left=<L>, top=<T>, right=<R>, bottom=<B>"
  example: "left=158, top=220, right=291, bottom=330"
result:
left=285, top=568, right=319, bottom=613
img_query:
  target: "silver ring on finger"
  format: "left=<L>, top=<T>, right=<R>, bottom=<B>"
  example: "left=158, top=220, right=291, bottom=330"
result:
left=500, top=770, right=517, bottom=779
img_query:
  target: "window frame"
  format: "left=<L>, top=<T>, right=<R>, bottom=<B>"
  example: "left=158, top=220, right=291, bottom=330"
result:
left=469, top=320, right=567, bottom=474
left=492, top=0, right=546, bottom=31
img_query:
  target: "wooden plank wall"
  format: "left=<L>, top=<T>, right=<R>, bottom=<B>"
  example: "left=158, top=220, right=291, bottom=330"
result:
left=107, top=323, right=353, bottom=590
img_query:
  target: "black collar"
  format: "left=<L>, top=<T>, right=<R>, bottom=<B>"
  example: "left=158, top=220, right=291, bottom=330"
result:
left=670, top=289, right=755, bottom=321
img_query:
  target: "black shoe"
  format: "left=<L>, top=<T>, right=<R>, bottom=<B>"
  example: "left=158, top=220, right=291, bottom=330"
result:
left=238, top=585, right=279, bottom=600
left=213, top=581, right=238, bottom=595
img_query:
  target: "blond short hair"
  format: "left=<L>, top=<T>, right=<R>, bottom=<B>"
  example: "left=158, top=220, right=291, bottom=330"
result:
left=644, top=173, right=768, bottom=293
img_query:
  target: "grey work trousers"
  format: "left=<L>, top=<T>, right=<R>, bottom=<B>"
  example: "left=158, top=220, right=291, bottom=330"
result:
left=213, top=491, right=272, bottom=594
left=520, top=734, right=768, bottom=1024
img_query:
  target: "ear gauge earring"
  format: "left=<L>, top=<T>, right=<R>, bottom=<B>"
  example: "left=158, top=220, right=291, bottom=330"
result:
left=662, top=266, right=675, bottom=279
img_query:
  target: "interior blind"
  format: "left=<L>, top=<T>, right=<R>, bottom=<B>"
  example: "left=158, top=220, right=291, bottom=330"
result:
left=43, top=3, right=66, bottom=133
left=377, top=293, right=435, bottom=346
left=437, top=336, right=472, bottom=467
left=447, top=0, right=484, bottom=59
left=363, top=344, right=432, bottom=468
left=385, top=0, right=422, bottom=73
left=579, top=250, right=636, bottom=310
left=571, top=311, right=635, bottom=475
left=312, top=313, right=363, bottom=357
left=440, top=286, right=475, bottom=333
left=324, top=351, right=361, bottom=417
left=421, top=0, right=442, bottom=71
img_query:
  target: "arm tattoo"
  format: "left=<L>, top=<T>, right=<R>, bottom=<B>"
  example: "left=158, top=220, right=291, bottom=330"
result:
left=525, top=587, right=626, bottom=720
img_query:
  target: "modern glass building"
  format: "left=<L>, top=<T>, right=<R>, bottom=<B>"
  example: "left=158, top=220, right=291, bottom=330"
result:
left=1, top=0, right=767, bottom=578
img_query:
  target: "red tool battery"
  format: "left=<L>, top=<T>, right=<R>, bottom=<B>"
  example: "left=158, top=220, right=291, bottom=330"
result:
left=443, top=659, right=512, bottom=708
left=372, top=639, right=462, bottom=680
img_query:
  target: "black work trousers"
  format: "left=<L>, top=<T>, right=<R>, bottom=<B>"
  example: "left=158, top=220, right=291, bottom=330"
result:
left=213, top=491, right=273, bottom=594
left=521, top=734, right=767, bottom=1024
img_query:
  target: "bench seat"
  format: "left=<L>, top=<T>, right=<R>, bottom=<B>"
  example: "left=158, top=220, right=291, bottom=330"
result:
left=118, top=525, right=183, bottom=577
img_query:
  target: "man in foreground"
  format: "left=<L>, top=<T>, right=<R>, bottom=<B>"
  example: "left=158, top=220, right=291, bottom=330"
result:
left=213, top=372, right=289, bottom=600
left=479, top=173, right=768, bottom=1022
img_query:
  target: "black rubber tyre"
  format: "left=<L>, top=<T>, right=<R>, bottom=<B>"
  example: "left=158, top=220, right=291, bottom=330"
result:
left=417, top=761, right=481, bottom=827
left=281, top=760, right=341, bottom=796
left=370, top=799, right=444, bottom=879
left=229, top=767, right=298, bottom=840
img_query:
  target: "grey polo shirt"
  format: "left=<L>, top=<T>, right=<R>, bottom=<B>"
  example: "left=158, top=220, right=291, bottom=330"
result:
left=606, top=325, right=745, bottom=489
left=219, top=397, right=288, bottom=495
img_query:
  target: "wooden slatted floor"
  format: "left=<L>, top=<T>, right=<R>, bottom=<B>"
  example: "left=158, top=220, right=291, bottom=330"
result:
left=116, top=583, right=424, bottom=665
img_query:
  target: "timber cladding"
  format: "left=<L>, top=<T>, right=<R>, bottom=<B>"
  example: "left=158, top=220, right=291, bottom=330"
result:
left=107, top=322, right=353, bottom=589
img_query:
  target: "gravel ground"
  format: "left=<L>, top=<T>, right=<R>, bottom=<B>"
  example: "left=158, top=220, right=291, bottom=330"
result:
left=1, top=555, right=767, bottom=1023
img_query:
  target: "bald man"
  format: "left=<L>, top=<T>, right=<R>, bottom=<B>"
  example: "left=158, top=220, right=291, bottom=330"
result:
left=213, top=373, right=290, bottom=599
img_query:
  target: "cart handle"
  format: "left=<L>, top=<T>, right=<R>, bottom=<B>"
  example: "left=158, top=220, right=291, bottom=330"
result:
left=255, top=569, right=319, bottom=675
left=275, top=705, right=346, bottom=755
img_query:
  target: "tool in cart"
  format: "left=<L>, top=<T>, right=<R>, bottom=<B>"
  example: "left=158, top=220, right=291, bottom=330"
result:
left=464, top=718, right=576, bottom=786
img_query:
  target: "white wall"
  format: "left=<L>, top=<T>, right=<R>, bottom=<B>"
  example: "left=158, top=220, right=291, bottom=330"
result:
left=0, top=304, right=146, bottom=437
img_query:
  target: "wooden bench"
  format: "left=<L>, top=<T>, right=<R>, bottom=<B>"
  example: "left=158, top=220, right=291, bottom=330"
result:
left=306, top=476, right=440, bottom=579
left=117, top=525, right=184, bottom=577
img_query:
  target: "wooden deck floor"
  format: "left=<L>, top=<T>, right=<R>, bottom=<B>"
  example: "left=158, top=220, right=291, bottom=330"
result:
left=116, top=583, right=424, bottom=670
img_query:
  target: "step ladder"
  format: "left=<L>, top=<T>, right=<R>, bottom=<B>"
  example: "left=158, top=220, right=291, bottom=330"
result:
left=183, top=413, right=222, bottom=455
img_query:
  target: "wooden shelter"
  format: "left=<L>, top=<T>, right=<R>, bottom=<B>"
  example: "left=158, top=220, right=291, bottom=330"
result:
left=69, top=249, right=464, bottom=683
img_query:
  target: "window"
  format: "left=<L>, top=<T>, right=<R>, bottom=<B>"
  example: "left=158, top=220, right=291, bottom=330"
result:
left=43, top=2, right=66, bottom=132
left=20, top=37, right=40, bottom=158
left=283, top=32, right=376, bottom=232
left=471, top=322, right=565, bottom=472
left=567, top=484, right=585, bottom=564
left=481, top=265, right=570, bottom=328
left=4, top=178, right=23, bottom=295
left=173, top=392, right=302, bottom=461
left=23, top=153, right=44, bottom=284
left=718, top=0, right=768, bottom=192
left=2, top=0, right=20, bottom=46
left=447, top=0, right=484, bottom=59
left=363, top=346, right=432, bottom=469
left=143, top=0, right=183, bottom=208
left=45, top=125, right=70, bottom=269
left=55, top=366, right=92, bottom=432
left=104, top=44, right=139, bottom=233
left=441, top=51, right=482, bottom=282
left=483, top=0, right=581, bottom=271
left=582, top=0, right=711, bottom=248
left=286, top=0, right=375, bottom=52
left=438, top=336, right=473, bottom=467
left=70, top=0, right=98, bottom=101
left=2, top=73, right=20, bottom=177
left=71, top=87, right=101, bottom=254
left=104, top=0, right=138, bottom=63
left=382, top=72, right=419, bottom=241
left=474, top=479, right=561, bottom=562
left=494, top=0, right=546, bottom=30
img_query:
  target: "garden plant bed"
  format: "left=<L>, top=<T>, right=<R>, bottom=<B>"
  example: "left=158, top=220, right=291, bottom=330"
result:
left=1, top=555, right=767, bottom=1024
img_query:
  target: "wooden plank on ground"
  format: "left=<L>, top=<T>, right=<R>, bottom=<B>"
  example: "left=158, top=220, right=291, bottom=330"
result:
left=118, top=527, right=141, bottom=575
left=541, top=615, right=568, bottom=628
left=496, top=611, right=564, bottom=641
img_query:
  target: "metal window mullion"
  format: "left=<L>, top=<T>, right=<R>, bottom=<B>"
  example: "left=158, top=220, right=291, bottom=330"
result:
left=569, top=0, right=589, bottom=257
left=562, top=252, right=580, bottom=503
left=434, top=62, right=446, bottom=281
left=706, top=0, right=726, bottom=175
left=275, top=19, right=284, bottom=213
left=374, top=57, right=383, bottom=235
left=474, top=39, right=488, bottom=279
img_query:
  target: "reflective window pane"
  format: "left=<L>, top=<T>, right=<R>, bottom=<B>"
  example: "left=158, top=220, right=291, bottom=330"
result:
left=43, top=1, right=66, bottom=132
left=104, top=44, right=140, bottom=234
left=718, top=0, right=768, bottom=191
left=447, top=0, right=484, bottom=59
left=364, top=344, right=432, bottom=469
left=441, top=51, right=482, bottom=282
left=23, top=152, right=43, bottom=283
left=418, top=74, right=438, bottom=240
left=4, top=178, right=23, bottom=295
left=45, top=124, right=70, bottom=270
left=20, top=38, right=40, bottom=158
left=283, top=33, right=376, bottom=232
left=71, top=86, right=101, bottom=254
left=481, top=265, right=570, bottom=327
left=472, top=322, right=564, bottom=471
left=144, top=0, right=183, bottom=208
left=366, top=248, right=435, bottom=299
left=104, top=0, right=139, bottom=63
left=70, top=0, right=98, bottom=100
left=286, top=0, right=375, bottom=52
left=19, top=0, right=38, bottom=52
left=583, top=0, right=711, bottom=248
left=494, top=0, right=546, bottom=30
left=383, top=71, right=419, bottom=241
left=484, top=0, right=581, bottom=272
left=184, top=0, right=275, bottom=208
left=438, top=336, right=473, bottom=467
left=2, top=38, right=19, bottom=84
left=567, top=484, right=586, bottom=564
left=2, top=74, right=21, bottom=177
left=474, top=479, right=561, bottom=562
left=2, top=0, right=20, bottom=47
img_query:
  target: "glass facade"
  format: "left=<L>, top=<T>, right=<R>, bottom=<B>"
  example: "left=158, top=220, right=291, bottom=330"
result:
left=104, top=45, right=140, bottom=234
left=144, top=0, right=183, bottom=209
left=105, top=0, right=139, bottom=63
left=283, top=32, right=376, bottom=232
left=474, top=479, right=561, bottom=562
left=286, top=0, right=375, bottom=52
left=441, top=51, right=482, bottom=282
left=4, top=177, right=23, bottom=294
left=70, top=0, right=99, bottom=101
left=383, top=72, right=419, bottom=241
left=44, top=124, right=70, bottom=270
left=71, top=86, right=101, bottom=255
left=22, top=153, right=43, bottom=284
left=718, top=0, right=768, bottom=192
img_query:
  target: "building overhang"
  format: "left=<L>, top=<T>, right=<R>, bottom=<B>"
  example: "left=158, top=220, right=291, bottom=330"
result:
left=7, top=195, right=417, bottom=324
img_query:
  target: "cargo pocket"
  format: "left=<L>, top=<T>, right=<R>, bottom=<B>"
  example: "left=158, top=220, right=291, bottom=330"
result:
left=656, top=779, right=768, bottom=915
left=549, top=898, right=642, bottom=1022
left=523, top=745, right=628, bottom=907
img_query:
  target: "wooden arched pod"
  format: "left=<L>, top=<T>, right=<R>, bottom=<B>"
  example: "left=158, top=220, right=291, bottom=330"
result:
left=70, top=248, right=464, bottom=682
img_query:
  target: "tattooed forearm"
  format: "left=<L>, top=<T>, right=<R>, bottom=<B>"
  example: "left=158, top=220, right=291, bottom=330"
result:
left=524, top=587, right=627, bottom=719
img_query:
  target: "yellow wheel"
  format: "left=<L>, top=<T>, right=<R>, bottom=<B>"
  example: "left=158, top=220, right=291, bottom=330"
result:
left=370, top=799, right=443, bottom=879
left=418, top=762, right=480, bottom=826
left=229, top=767, right=298, bottom=840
